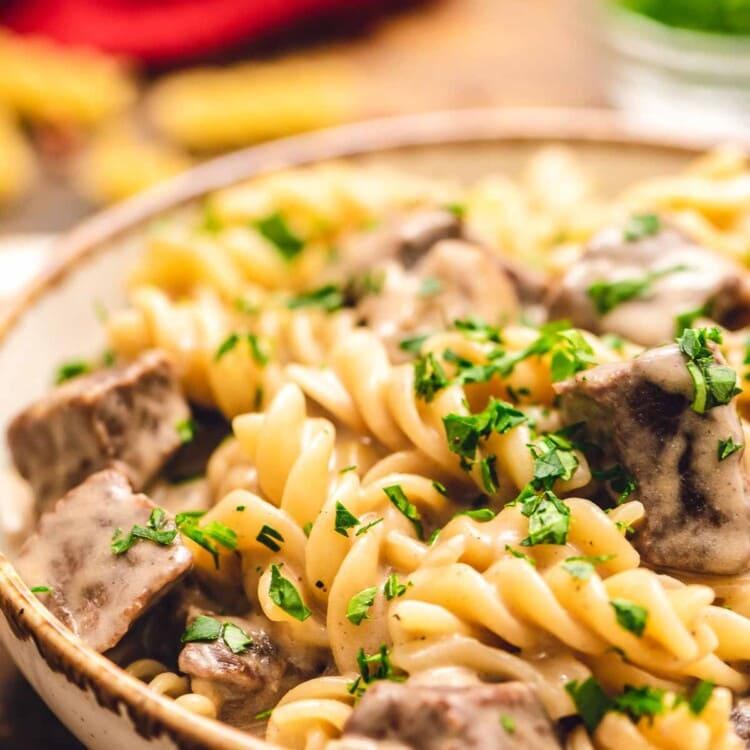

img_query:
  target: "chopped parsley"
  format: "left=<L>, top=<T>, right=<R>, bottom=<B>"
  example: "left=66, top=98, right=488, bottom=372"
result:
left=587, top=265, right=686, bottom=316
left=592, top=464, right=637, bottom=504
left=456, top=508, right=496, bottom=522
left=181, top=615, right=253, bottom=654
left=432, top=480, right=448, bottom=496
left=454, top=317, right=502, bottom=344
left=504, top=544, right=536, bottom=566
left=339, top=465, right=357, bottom=474
left=413, top=352, right=450, bottom=402
left=246, top=334, right=270, bottom=366
left=479, top=455, right=499, bottom=494
left=215, top=332, right=269, bottom=365
left=688, top=680, right=714, bottom=715
left=443, top=349, right=503, bottom=386
left=355, top=518, right=384, bottom=536
left=256, top=524, right=284, bottom=552
left=399, top=333, right=428, bottom=355
left=623, top=213, right=661, bottom=242
left=529, top=433, right=579, bottom=490
left=254, top=708, right=273, bottom=721
left=443, top=398, right=526, bottom=470
left=254, top=212, right=304, bottom=260
left=565, top=677, right=611, bottom=732
left=269, top=564, right=312, bottom=621
left=517, top=487, right=571, bottom=547
left=55, top=360, right=91, bottom=384
left=383, top=573, right=411, bottom=600
left=302, top=521, right=313, bottom=537
left=215, top=333, right=239, bottom=361
left=677, top=327, right=740, bottom=414
left=287, top=284, right=344, bottom=313
left=111, top=508, right=177, bottom=555
left=175, top=511, right=238, bottom=569
left=175, top=417, right=196, bottom=444
left=612, top=685, right=666, bottom=722
left=30, top=585, right=52, bottom=594
left=566, top=679, right=667, bottom=731
left=500, top=715, right=515, bottom=734
left=348, top=644, right=401, bottom=697
left=346, top=586, right=378, bottom=625
left=561, top=554, right=615, bottom=581
left=492, top=321, right=596, bottom=383
left=383, top=485, right=424, bottom=540
left=610, top=598, right=649, bottom=636
left=718, top=436, right=743, bottom=461
left=334, top=501, right=360, bottom=537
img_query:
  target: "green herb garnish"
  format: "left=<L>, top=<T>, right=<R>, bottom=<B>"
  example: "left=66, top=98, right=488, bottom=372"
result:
left=610, top=598, right=649, bottom=636
left=55, top=360, right=91, bottom=384
left=383, top=485, right=424, bottom=540
left=269, top=564, right=312, bottom=621
left=254, top=213, right=304, bottom=260
left=256, top=524, right=284, bottom=552
left=413, top=352, right=450, bottom=402
left=587, top=264, right=685, bottom=316
left=175, top=417, right=196, bottom=444
left=181, top=615, right=253, bottom=654
left=623, top=213, right=661, bottom=242
left=346, top=587, right=378, bottom=625
left=334, top=501, right=360, bottom=537
left=718, top=436, right=743, bottom=461
left=175, top=512, right=237, bottom=569
left=111, top=508, right=177, bottom=555
left=287, top=284, right=344, bottom=313
left=383, top=573, right=410, bottom=600
left=677, top=327, right=741, bottom=414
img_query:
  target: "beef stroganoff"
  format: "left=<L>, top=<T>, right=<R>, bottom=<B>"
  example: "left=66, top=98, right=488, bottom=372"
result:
left=9, top=146, right=750, bottom=749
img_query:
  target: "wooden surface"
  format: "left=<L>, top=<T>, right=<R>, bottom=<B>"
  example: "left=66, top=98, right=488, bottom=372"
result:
left=0, top=1, right=604, bottom=747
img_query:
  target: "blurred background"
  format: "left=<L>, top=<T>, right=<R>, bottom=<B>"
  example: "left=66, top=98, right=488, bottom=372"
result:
left=2, top=0, right=750, bottom=745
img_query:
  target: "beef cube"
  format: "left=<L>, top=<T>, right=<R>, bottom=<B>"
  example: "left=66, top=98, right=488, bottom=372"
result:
left=341, top=209, right=462, bottom=274
left=547, top=223, right=750, bottom=346
left=8, top=350, right=190, bottom=510
left=556, top=344, right=750, bottom=575
left=342, top=681, right=562, bottom=750
left=357, top=240, right=519, bottom=361
left=16, top=469, right=192, bottom=652
left=178, top=610, right=325, bottom=730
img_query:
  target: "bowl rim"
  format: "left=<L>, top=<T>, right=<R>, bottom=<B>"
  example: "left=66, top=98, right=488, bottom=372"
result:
left=0, top=106, right=738, bottom=750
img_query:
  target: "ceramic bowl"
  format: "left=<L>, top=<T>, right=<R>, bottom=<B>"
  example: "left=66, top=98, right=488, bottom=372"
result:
left=0, top=108, right=730, bottom=750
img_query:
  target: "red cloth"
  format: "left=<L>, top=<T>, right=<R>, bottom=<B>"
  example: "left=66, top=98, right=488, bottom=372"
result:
left=0, top=0, right=389, bottom=63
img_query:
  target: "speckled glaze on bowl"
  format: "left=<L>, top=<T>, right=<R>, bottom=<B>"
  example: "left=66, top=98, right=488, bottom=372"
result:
left=0, top=109, right=734, bottom=750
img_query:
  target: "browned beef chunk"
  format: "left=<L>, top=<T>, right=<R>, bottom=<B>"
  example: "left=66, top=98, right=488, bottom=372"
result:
left=178, top=609, right=326, bottom=730
left=342, top=681, right=562, bottom=750
left=357, top=240, right=519, bottom=361
left=341, top=209, right=462, bottom=273
left=7, top=350, right=190, bottom=510
left=16, top=469, right=192, bottom=652
left=547, top=223, right=750, bottom=346
left=556, top=344, right=750, bottom=575
left=732, top=699, right=750, bottom=748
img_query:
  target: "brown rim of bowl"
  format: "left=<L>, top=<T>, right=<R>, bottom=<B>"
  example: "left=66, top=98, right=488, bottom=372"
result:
left=0, top=106, right=738, bottom=749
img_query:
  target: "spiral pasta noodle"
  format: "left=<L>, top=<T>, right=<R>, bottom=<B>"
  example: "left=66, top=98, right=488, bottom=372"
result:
left=125, top=659, right=217, bottom=719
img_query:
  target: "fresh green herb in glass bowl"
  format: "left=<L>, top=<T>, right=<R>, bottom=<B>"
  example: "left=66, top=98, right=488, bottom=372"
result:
left=617, top=0, right=750, bottom=35
left=594, top=0, right=750, bottom=133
